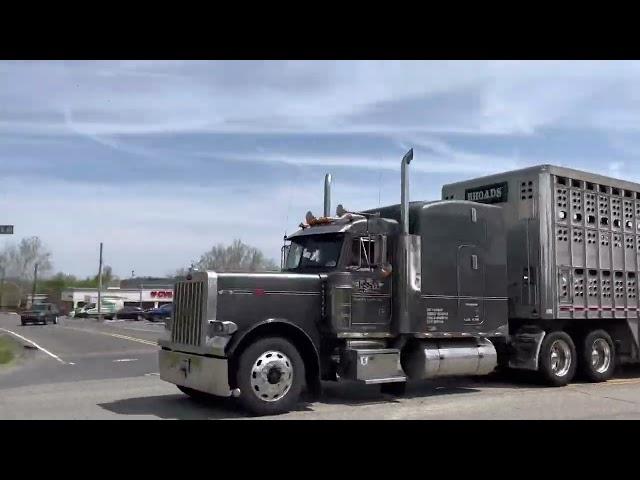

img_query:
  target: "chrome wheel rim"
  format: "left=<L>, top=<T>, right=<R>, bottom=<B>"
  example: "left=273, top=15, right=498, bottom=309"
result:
left=591, top=338, right=612, bottom=374
left=250, top=350, right=293, bottom=402
left=550, top=339, right=572, bottom=377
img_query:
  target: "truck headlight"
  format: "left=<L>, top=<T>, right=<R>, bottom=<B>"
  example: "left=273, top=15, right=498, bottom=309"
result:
left=207, top=320, right=237, bottom=336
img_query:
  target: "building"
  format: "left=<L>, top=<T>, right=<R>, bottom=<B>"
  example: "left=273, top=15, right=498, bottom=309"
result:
left=61, top=280, right=175, bottom=312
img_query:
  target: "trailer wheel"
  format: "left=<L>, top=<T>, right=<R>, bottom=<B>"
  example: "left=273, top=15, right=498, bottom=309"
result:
left=235, top=336, right=305, bottom=416
left=579, top=329, right=615, bottom=382
left=538, top=331, right=576, bottom=386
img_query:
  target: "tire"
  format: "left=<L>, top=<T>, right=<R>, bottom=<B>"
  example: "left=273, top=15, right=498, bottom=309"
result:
left=538, top=331, right=577, bottom=387
left=579, top=329, right=615, bottom=382
left=380, top=382, right=407, bottom=396
left=235, top=336, right=305, bottom=416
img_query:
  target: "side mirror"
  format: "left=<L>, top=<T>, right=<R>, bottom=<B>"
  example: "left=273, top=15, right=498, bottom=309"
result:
left=373, top=235, right=387, bottom=266
left=280, top=244, right=291, bottom=270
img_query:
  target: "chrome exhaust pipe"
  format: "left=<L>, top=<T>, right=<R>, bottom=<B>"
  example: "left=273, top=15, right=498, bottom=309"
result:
left=400, top=149, right=413, bottom=235
left=397, top=148, right=414, bottom=334
left=324, top=174, right=332, bottom=217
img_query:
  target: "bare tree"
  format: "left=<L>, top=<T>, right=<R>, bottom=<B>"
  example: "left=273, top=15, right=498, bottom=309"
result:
left=179, top=239, right=278, bottom=274
left=0, top=236, right=53, bottom=281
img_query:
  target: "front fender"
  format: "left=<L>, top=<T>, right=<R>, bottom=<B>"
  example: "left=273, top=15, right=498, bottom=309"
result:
left=226, top=317, right=319, bottom=358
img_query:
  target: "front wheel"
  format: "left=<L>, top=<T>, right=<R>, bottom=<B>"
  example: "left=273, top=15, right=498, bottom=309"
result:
left=52, top=316, right=58, bottom=325
left=579, top=329, right=615, bottom=382
left=235, top=337, right=305, bottom=416
left=538, top=331, right=577, bottom=387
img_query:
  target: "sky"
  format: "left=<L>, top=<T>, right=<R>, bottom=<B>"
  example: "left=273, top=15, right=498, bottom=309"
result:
left=3, top=60, right=640, bottom=278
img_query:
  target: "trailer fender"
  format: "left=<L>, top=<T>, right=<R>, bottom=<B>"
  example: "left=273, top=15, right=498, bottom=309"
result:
left=226, top=318, right=322, bottom=399
left=508, top=329, right=546, bottom=371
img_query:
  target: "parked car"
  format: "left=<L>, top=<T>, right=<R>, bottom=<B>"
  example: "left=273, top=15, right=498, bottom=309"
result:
left=21, top=303, right=59, bottom=326
left=114, top=306, right=145, bottom=321
left=73, top=303, right=95, bottom=318
left=75, top=296, right=124, bottom=320
left=145, top=303, right=172, bottom=322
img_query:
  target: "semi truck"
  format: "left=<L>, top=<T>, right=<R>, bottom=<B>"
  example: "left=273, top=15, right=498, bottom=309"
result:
left=158, top=150, right=640, bottom=415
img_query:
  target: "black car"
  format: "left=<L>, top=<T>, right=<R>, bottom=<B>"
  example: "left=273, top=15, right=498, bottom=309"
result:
left=114, top=306, right=146, bottom=321
left=21, top=303, right=59, bottom=326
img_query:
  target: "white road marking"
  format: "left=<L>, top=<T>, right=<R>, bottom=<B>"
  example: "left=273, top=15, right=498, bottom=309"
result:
left=61, top=325, right=158, bottom=347
left=113, top=358, right=138, bottom=363
left=145, top=372, right=160, bottom=376
left=0, top=328, right=66, bottom=364
left=68, top=362, right=76, bottom=365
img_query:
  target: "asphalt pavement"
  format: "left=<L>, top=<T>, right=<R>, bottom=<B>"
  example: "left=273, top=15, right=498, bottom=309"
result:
left=3, top=312, right=640, bottom=419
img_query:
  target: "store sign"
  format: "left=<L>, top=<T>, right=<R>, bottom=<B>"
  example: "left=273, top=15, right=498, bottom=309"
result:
left=150, top=291, right=173, bottom=299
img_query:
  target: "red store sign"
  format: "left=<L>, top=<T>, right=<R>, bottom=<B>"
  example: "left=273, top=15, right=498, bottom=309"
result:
left=150, top=291, right=173, bottom=299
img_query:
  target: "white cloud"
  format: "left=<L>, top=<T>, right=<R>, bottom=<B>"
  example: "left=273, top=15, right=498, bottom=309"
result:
left=4, top=60, right=640, bottom=138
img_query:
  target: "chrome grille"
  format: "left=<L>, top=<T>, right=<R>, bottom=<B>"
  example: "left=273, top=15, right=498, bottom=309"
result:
left=171, top=280, right=207, bottom=346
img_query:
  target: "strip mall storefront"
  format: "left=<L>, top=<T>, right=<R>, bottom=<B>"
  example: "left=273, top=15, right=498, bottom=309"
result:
left=60, top=287, right=174, bottom=312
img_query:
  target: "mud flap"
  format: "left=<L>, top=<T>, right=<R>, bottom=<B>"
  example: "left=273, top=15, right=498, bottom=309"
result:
left=508, top=330, right=546, bottom=371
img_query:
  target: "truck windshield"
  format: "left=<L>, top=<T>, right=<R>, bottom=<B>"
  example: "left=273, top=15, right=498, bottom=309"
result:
left=284, top=233, right=344, bottom=272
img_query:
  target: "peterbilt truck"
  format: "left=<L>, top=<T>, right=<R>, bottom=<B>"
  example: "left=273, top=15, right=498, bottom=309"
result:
left=158, top=150, right=640, bottom=415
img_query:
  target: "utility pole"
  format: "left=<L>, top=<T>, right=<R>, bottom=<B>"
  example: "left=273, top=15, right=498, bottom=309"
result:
left=31, top=263, right=38, bottom=308
left=97, top=242, right=103, bottom=321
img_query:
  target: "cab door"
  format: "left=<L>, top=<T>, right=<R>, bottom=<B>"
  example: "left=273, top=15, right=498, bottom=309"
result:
left=347, top=235, right=392, bottom=331
left=457, top=244, right=484, bottom=326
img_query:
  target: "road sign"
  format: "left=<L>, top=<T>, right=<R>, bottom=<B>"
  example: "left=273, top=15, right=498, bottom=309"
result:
left=0, top=225, right=13, bottom=234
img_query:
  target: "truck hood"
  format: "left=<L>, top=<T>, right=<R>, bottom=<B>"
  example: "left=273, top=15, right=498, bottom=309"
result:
left=217, top=271, right=323, bottom=293
left=214, top=272, right=324, bottom=329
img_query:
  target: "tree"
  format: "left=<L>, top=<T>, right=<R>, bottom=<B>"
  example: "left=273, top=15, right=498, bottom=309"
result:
left=0, top=236, right=53, bottom=308
left=180, top=239, right=278, bottom=274
left=0, top=236, right=52, bottom=280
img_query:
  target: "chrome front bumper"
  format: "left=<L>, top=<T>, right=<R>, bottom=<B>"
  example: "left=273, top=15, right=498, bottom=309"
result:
left=159, top=348, right=232, bottom=397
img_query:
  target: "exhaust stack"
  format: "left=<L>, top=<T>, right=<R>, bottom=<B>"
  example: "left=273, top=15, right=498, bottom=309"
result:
left=400, top=149, right=413, bottom=234
left=324, top=173, right=332, bottom=217
left=397, top=148, right=414, bottom=335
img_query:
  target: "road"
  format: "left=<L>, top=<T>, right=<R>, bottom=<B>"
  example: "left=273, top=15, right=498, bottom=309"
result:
left=3, top=311, right=640, bottom=419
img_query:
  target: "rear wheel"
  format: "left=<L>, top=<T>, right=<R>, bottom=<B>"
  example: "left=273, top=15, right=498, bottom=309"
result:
left=235, top=337, right=305, bottom=416
left=52, top=316, right=58, bottom=325
left=579, top=329, right=615, bottom=382
left=538, top=331, right=577, bottom=386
